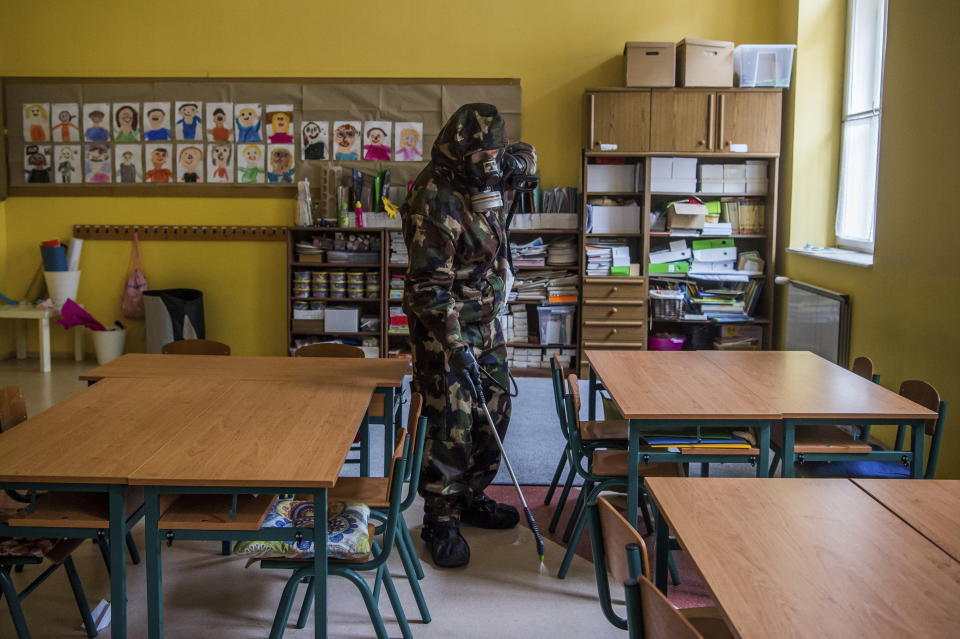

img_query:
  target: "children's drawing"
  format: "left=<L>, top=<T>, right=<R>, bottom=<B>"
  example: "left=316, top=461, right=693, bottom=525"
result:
left=22, top=104, right=50, bottom=142
left=24, top=145, right=52, bottom=183
left=176, top=145, right=204, bottom=183
left=84, top=144, right=112, bottom=183
left=206, top=143, right=233, bottom=183
left=267, top=144, right=295, bottom=183
left=363, top=121, right=393, bottom=161
left=175, top=101, right=203, bottom=141
left=300, top=121, right=328, bottom=160
left=237, top=144, right=266, bottom=184
left=82, top=104, right=111, bottom=142
left=50, top=104, right=81, bottom=142
left=144, top=144, right=174, bottom=183
left=113, top=103, right=141, bottom=142
left=234, top=104, right=263, bottom=142
left=265, top=104, right=294, bottom=144
left=144, top=102, right=172, bottom=141
left=332, top=121, right=361, bottom=160
left=54, top=145, right=81, bottom=184
left=206, top=102, right=234, bottom=142
left=114, top=144, right=142, bottom=184
left=394, top=122, right=424, bottom=162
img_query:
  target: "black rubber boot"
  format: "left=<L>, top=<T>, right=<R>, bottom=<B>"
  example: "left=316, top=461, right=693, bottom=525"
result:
left=460, top=494, right=520, bottom=529
left=421, top=519, right=471, bottom=568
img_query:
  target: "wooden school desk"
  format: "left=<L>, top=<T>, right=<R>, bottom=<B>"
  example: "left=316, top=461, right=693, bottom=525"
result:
left=129, top=378, right=376, bottom=639
left=82, top=353, right=409, bottom=476
left=0, top=377, right=238, bottom=639
left=701, top=351, right=939, bottom=478
left=645, top=477, right=960, bottom=638
left=852, top=479, right=960, bottom=563
left=583, top=350, right=778, bottom=529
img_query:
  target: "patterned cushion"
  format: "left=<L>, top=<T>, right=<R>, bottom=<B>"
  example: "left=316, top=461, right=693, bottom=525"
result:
left=233, top=499, right=371, bottom=561
left=0, top=537, right=57, bottom=558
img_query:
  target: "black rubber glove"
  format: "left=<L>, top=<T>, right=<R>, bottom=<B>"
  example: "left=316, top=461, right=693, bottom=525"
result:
left=449, top=346, right=482, bottom=402
left=501, top=151, right=527, bottom=183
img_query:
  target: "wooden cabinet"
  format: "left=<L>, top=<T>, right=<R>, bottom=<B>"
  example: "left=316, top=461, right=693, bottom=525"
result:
left=650, top=88, right=782, bottom=153
left=585, top=90, right=651, bottom=152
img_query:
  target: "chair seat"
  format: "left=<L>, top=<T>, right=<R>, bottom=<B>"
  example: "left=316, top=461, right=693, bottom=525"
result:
left=580, top=419, right=629, bottom=441
left=591, top=450, right=684, bottom=477
left=258, top=524, right=377, bottom=565
left=791, top=425, right=873, bottom=454
left=681, top=605, right=735, bottom=639
left=328, top=477, right=390, bottom=508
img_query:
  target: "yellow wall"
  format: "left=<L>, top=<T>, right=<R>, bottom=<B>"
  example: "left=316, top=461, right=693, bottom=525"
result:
left=780, top=0, right=960, bottom=478
left=0, top=0, right=781, bottom=356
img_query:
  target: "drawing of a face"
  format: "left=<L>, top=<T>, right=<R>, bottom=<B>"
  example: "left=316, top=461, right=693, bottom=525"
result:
left=213, top=109, right=226, bottom=126
left=89, top=111, right=105, bottom=125
left=270, top=148, right=292, bottom=173
left=147, top=109, right=166, bottom=130
left=238, top=108, right=258, bottom=126
left=212, top=144, right=231, bottom=167
left=150, top=148, right=168, bottom=169
left=26, top=146, right=46, bottom=169
left=87, top=145, right=107, bottom=170
left=25, top=104, right=47, bottom=122
left=57, top=110, right=72, bottom=124
left=271, top=113, right=291, bottom=133
left=399, top=128, right=420, bottom=148
left=179, top=104, right=198, bottom=119
left=116, top=106, right=136, bottom=131
left=179, top=146, right=202, bottom=171
left=367, top=128, right=386, bottom=145
left=121, top=151, right=134, bottom=165
left=59, top=147, right=74, bottom=162
left=335, top=125, right=357, bottom=150
left=303, top=122, right=321, bottom=142
left=243, top=145, right=261, bottom=165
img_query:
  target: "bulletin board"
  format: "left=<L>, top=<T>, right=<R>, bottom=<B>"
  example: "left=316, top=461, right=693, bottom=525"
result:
left=1, top=77, right=521, bottom=198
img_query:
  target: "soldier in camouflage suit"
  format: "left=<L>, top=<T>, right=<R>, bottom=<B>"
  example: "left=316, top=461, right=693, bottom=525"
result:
left=401, top=103, right=536, bottom=567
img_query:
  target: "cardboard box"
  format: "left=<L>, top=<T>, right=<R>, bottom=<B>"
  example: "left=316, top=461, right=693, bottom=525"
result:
left=625, top=42, right=676, bottom=87
left=667, top=200, right=707, bottom=231
left=589, top=205, right=642, bottom=233
left=587, top=164, right=638, bottom=192
left=678, top=38, right=734, bottom=87
left=324, top=306, right=360, bottom=332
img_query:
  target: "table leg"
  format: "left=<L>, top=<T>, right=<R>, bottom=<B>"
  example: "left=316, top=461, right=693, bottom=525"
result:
left=781, top=419, right=796, bottom=478
left=654, top=507, right=669, bottom=594
left=108, top=485, right=127, bottom=639
left=757, top=422, right=771, bottom=478
left=588, top=366, right=598, bottom=421
left=145, top=486, right=163, bottom=639
left=382, top=387, right=395, bottom=477
left=627, top=419, right=641, bottom=528
left=39, top=316, right=51, bottom=373
left=14, top=319, right=26, bottom=359
left=910, top=422, right=925, bottom=479
left=313, top=489, right=328, bottom=639
left=74, top=327, right=85, bottom=361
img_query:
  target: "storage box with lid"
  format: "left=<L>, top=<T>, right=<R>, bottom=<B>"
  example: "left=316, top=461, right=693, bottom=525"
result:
left=624, top=42, right=676, bottom=87
left=734, top=44, right=796, bottom=87
left=677, top=38, right=734, bottom=87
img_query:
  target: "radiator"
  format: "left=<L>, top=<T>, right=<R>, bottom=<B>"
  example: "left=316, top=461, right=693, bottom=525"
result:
left=783, top=279, right=850, bottom=366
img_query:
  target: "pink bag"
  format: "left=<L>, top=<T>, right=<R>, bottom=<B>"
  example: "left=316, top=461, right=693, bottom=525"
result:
left=121, top=232, right=148, bottom=319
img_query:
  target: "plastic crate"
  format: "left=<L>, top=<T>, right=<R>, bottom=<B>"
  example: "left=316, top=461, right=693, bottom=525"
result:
left=734, top=44, right=796, bottom=88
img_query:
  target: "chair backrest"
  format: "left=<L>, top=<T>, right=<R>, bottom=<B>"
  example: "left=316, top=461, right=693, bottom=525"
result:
left=625, top=576, right=704, bottom=639
left=898, top=380, right=948, bottom=478
left=550, top=354, right=568, bottom=440
left=366, top=428, right=409, bottom=569
left=295, top=343, right=365, bottom=358
left=851, top=356, right=875, bottom=381
left=0, top=386, right=27, bottom=432
left=567, top=372, right=582, bottom=418
left=400, top=393, right=428, bottom=510
left=161, top=339, right=231, bottom=356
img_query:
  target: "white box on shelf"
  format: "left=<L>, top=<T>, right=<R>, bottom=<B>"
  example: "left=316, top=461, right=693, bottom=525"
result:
left=292, top=309, right=324, bottom=320
left=541, top=213, right=578, bottom=229
left=724, top=181, right=747, bottom=193
left=745, top=161, right=768, bottom=179
left=699, top=180, right=724, bottom=194
left=690, top=259, right=736, bottom=272
left=586, top=164, right=638, bottom=192
left=650, top=157, right=673, bottom=179
left=512, top=213, right=532, bottom=229
left=324, top=307, right=360, bottom=332
left=699, top=164, right=724, bottom=180
left=651, top=179, right=698, bottom=193
left=745, top=179, right=768, bottom=195
left=723, top=164, right=747, bottom=179
left=673, top=157, right=698, bottom=179
left=649, top=248, right=692, bottom=264
left=589, top=205, right=642, bottom=233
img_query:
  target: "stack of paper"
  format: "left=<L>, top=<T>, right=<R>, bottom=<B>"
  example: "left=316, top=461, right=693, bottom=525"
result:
left=511, top=237, right=547, bottom=267
left=389, top=232, right=408, bottom=265
left=547, top=273, right=579, bottom=303
left=546, top=237, right=577, bottom=267
left=388, top=306, right=409, bottom=334
left=585, top=239, right=627, bottom=277
left=702, top=222, right=732, bottom=235
left=511, top=270, right=579, bottom=304
left=389, top=275, right=405, bottom=300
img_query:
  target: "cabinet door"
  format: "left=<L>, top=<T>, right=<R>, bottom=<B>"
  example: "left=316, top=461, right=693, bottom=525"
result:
left=587, top=92, right=650, bottom=152
left=650, top=90, right=713, bottom=152
left=716, top=91, right=782, bottom=153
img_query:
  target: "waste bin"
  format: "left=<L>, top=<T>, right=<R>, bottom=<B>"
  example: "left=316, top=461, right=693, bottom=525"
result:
left=143, top=289, right=205, bottom=353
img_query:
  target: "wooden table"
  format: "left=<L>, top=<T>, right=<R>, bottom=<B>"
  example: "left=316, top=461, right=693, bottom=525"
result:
left=646, top=477, right=960, bottom=638
left=81, top=353, right=409, bottom=476
left=584, top=350, right=779, bottom=529
left=128, top=378, right=377, bottom=639
left=701, top=351, right=938, bottom=478
left=852, top=479, right=960, bottom=563
left=0, top=377, right=236, bottom=639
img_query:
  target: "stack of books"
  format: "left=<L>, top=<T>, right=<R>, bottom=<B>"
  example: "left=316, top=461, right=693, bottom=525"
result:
left=547, top=273, right=579, bottom=304
left=511, top=237, right=547, bottom=267
left=720, top=198, right=765, bottom=234
left=389, top=232, right=408, bottom=265
left=388, top=306, right=409, bottom=334
left=511, top=270, right=579, bottom=304
left=684, top=279, right=764, bottom=321
left=388, top=275, right=405, bottom=300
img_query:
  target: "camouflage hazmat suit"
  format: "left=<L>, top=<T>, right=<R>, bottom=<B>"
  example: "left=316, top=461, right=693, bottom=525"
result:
left=401, top=104, right=536, bottom=523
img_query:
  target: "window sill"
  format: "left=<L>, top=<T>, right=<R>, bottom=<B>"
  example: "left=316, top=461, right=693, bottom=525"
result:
left=786, top=247, right=874, bottom=267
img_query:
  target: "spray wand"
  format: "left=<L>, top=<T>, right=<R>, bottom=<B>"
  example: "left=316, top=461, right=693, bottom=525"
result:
left=474, top=380, right=546, bottom=565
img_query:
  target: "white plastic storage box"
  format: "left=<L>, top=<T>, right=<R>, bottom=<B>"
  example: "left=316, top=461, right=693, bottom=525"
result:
left=589, top=205, right=642, bottom=233
left=587, top=164, right=639, bottom=192
left=734, top=44, right=796, bottom=88
left=324, top=306, right=360, bottom=332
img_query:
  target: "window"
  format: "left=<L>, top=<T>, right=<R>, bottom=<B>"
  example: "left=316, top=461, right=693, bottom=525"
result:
left=835, top=0, right=887, bottom=253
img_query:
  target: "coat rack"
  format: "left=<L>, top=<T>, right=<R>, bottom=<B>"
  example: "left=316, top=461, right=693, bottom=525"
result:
left=72, top=224, right=288, bottom=241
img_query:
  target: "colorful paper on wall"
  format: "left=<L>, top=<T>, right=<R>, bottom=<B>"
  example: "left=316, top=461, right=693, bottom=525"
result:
left=267, top=144, right=295, bottom=183
left=237, top=144, right=266, bottom=183
left=205, top=102, right=234, bottom=142
left=50, top=103, right=81, bottom=142
left=332, top=121, right=361, bottom=160
left=84, top=144, right=112, bottom=183
left=394, top=122, right=423, bottom=161
left=82, top=103, right=111, bottom=142
left=144, top=144, right=174, bottom=183
left=24, top=144, right=52, bottom=183
left=206, top=143, right=234, bottom=183
left=362, top=121, right=392, bottom=161
left=112, top=103, right=141, bottom=142
left=54, top=145, right=81, bottom=184
left=234, top=103, right=263, bottom=142
left=143, top=102, right=172, bottom=141
left=176, top=144, right=204, bottom=183
left=175, top=101, right=203, bottom=141
left=265, top=104, right=295, bottom=144
left=114, top=144, right=142, bottom=183
left=22, top=103, right=51, bottom=142
left=300, top=121, right=328, bottom=160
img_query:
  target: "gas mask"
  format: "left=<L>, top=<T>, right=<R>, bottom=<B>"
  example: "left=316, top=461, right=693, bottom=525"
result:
left=465, top=148, right=505, bottom=191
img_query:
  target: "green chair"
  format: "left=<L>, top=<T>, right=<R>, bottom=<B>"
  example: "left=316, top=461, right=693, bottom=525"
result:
left=257, top=431, right=413, bottom=639
left=624, top=573, right=733, bottom=639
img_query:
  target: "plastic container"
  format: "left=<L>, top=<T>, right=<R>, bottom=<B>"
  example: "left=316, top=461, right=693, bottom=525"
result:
left=648, top=335, right=685, bottom=351
left=734, top=44, right=796, bottom=88
left=44, top=270, right=81, bottom=308
left=92, top=328, right=126, bottom=364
